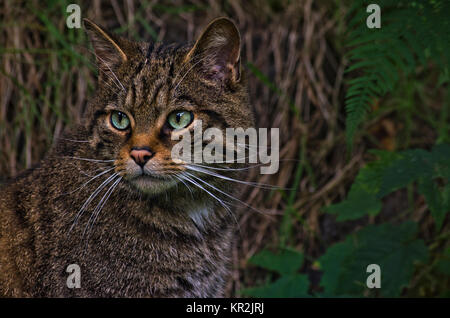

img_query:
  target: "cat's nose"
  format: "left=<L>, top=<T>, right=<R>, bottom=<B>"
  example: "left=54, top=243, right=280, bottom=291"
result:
left=130, top=147, right=154, bottom=168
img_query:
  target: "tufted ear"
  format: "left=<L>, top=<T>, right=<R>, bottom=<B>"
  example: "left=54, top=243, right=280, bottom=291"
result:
left=83, top=19, right=134, bottom=80
left=186, top=17, right=241, bottom=85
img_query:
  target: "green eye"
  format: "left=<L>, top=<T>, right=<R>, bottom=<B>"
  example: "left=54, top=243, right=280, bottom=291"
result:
left=110, top=111, right=130, bottom=130
left=167, top=111, right=194, bottom=130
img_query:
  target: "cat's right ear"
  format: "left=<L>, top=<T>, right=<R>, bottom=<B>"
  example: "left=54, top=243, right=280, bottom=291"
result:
left=186, top=17, right=241, bottom=86
left=83, top=19, right=133, bottom=78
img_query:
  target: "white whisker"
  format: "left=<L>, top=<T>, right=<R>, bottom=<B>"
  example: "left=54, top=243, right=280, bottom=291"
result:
left=184, top=172, right=270, bottom=217
left=57, top=167, right=115, bottom=199
left=69, top=172, right=118, bottom=233
left=187, top=162, right=270, bottom=172
left=180, top=173, right=240, bottom=231
left=58, top=138, right=90, bottom=143
left=83, top=175, right=122, bottom=240
left=180, top=173, right=232, bottom=215
left=173, top=54, right=210, bottom=92
left=186, top=165, right=283, bottom=190
left=172, top=174, right=194, bottom=199
left=171, top=49, right=210, bottom=89
left=77, top=45, right=124, bottom=94
left=62, top=156, right=115, bottom=163
left=93, top=52, right=126, bottom=92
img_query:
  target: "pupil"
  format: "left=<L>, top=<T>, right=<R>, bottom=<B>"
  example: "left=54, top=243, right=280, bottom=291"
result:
left=176, top=113, right=183, bottom=123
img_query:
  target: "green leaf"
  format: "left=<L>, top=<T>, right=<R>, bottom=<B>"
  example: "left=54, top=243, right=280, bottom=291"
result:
left=326, top=145, right=450, bottom=226
left=432, top=143, right=450, bottom=179
left=249, top=247, right=304, bottom=275
left=240, top=274, right=309, bottom=298
left=436, top=247, right=450, bottom=276
left=324, top=149, right=399, bottom=221
left=418, top=179, right=450, bottom=231
left=377, top=149, right=434, bottom=198
left=317, top=241, right=354, bottom=295
left=318, top=222, right=428, bottom=297
left=325, top=189, right=382, bottom=222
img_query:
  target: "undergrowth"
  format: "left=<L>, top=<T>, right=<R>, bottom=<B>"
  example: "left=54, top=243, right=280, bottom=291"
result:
left=243, top=0, right=450, bottom=298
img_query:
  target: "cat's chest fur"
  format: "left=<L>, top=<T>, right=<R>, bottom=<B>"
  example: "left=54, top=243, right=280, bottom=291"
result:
left=0, top=165, right=233, bottom=297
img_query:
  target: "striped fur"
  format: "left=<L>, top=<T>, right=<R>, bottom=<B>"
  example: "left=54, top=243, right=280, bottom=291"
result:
left=0, top=18, right=253, bottom=297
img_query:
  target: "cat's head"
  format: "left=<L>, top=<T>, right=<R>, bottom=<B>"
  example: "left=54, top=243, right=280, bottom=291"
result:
left=83, top=18, right=253, bottom=195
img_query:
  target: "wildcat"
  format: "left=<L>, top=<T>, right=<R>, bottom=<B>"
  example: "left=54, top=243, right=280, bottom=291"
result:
left=0, top=17, right=253, bottom=297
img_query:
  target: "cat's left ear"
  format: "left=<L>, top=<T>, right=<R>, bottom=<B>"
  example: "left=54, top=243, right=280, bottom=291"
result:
left=84, top=19, right=135, bottom=76
left=186, top=17, right=241, bottom=84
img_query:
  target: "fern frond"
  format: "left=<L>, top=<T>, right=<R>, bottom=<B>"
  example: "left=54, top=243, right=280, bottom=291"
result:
left=345, top=0, right=450, bottom=149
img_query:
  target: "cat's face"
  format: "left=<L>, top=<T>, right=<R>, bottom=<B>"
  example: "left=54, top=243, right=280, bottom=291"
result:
left=84, top=18, right=253, bottom=195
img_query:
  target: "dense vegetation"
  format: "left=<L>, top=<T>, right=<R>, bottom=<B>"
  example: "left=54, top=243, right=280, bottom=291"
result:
left=244, top=0, right=450, bottom=297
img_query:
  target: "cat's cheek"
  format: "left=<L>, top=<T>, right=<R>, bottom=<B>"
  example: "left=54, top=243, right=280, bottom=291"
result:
left=90, top=123, right=127, bottom=154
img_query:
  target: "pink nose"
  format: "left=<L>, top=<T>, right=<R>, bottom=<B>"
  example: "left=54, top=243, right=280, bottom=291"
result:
left=130, top=147, right=153, bottom=167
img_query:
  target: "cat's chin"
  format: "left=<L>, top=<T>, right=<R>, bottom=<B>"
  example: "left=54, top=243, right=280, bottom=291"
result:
left=127, top=175, right=177, bottom=195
